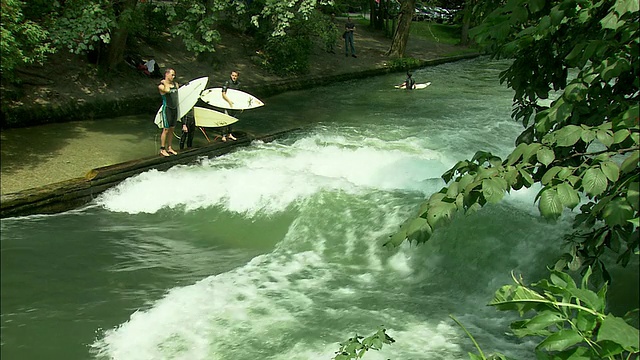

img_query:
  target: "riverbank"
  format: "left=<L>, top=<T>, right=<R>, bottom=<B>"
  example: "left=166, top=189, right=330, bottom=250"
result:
left=1, top=22, right=479, bottom=197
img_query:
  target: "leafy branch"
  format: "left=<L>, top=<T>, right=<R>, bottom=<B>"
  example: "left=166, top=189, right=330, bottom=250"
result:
left=333, top=327, right=395, bottom=360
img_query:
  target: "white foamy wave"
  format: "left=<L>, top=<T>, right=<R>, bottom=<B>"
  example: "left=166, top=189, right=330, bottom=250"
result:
left=97, top=133, right=451, bottom=215
left=91, top=251, right=330, bottom=360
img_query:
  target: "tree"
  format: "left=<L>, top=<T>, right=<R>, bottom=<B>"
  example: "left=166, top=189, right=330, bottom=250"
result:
left=458, top=0, right=504, bottom=46
left=0, top=0, right=54, bottom=80
left=387, top=0, right=639, bottom=302
left=386, top=0, right=416, bottom=57
left=385, top=0, right=638, bottom=357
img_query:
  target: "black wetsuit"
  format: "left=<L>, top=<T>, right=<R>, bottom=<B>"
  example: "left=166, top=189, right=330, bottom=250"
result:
left=405, top=76, right=415, bottom=90
left=161, top=84, right=179, bottom=128
left=179, top=111, right=196, bottom=149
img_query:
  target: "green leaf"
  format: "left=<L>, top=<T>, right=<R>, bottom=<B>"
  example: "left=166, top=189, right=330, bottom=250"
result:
left=549, top=6, right=565, bottom=26
left=600, top=161, right=619, bottom=182
left=576, top=311, right=598, bottom=333
left=465, top=202, right=482, bottom=215
left=518, top=166, right=534, bottom=187
left=536, top=147, right=555, bottom=166
left=385, top=228, right=407, bottom=247
left=568, top=288, right=603, bottom=312
left=620, top=104, right=640, bottom=127
left=563, top=82, right=588, bottom=102
left=528, top=0, right=545, bottom=13
left=595, top=129, right=614, bottom=147
left=612, top=129, right=630, bottom=144
left=550, top=347, right=592, bottom=359
left=556, top=182, right=580, bottom=209
left=620, top=150, right=639, bottom=174
left=406, top=216, right=428, bottom=235
left=406, top=217, right=433, bottom=243
left=426, top=202, right=457, bottom=229
left=579, top=125, right=596, bottom=144
left=490, top=284, right=546, bottom=316
left=522, top=143, right=542, bottom=163
left=602, top=197, right=634, bottom=227
left=511, top=311, right=564, bottom=337
left=537, top=329, right=584, bottom=352
left=458, top=173, right=476, bottom=191
left=554, top=125, right=582, bottom=147
left=482, top=178, right=507, bottom=203
left=582, top=168, right=608, bottom=197
left=597, top=315, right=640, bottom=351
left=548, top=98, right=574, bottom=126
left=550, top=270, right=577, bottom=289
left=503, top=166, right=519, bottom=187
left=541, top=166, right=562, bottom=185
left=628, top=182, right=639, bottom=211
left=538, top=188, right=563, bottom=219
left=614, top=0, right=640, bottom=15
left=600, top=11, right=623, bottom=30
left=597, top=340, right=626, bottom=357
left=446, top=182, right=460, bottom=198
left=565, top=42, right=586, bottom=62
left=507, top=143, right=527, bottom=166
left=477, top=166, right=499, bottom=179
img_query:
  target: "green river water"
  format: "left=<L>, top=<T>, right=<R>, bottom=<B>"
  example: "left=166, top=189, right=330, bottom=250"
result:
left=1, top=57, right=637, bottom=360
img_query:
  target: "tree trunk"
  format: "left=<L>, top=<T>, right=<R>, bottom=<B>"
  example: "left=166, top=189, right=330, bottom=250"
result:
left=102, top=0, right=138, bottom=70
left=460, top=0, right=472, bottom=46
left=369, top=0, right=377, bottom=29
left=386, top=0, right=416, bottom=57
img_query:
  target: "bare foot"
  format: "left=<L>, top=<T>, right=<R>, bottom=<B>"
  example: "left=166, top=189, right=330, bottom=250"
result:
left=228, top=134, right=237, bottom=141
left=167, top=147, right=178, bottom=155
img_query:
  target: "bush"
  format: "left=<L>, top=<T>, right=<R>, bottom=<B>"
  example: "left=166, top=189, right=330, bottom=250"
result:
left=260, top=35, right=312, bottom=76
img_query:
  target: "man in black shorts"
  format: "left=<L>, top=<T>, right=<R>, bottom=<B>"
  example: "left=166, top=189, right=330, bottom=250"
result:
left=220, top=70, right=240, bottom=142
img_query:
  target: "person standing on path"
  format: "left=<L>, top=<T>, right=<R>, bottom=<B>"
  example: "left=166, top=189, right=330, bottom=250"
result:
left=158, top=68, right=179, bottom=156
left=344, top=16, right=357, bottom=58
left=220, top=70, right=240, bottom=142
left=325, top=13, right=338, bottom=54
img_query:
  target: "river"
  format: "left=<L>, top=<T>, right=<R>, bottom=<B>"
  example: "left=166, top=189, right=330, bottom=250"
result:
left=1, top=57, right=636, bottom=360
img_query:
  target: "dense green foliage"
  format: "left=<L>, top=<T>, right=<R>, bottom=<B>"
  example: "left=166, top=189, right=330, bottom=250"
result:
left=0, top=0, right=54, bottom=81
left=488, top=268, right=639, bottom=359
left=386, top=0, right=638, bottom=358
left=0, top=0, right=337, bottom=79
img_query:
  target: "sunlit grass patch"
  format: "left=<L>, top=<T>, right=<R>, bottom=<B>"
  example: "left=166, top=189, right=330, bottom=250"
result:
left=410, top=22, right=461, bottom=45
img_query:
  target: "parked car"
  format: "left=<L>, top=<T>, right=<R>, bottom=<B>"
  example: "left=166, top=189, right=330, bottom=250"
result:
left=413, top=6, right=430, bottom=21
left=413, top=5, right=454, bottom=24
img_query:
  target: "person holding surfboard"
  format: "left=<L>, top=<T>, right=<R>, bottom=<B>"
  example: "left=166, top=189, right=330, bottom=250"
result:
left=158, top=68, right=180, bottom=156
left=220, top=70, right=240, bottom=142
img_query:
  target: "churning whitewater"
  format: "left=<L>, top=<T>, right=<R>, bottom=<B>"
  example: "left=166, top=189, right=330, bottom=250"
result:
left=3, top=58, right=577, bottom=360
left=92, top=123, right=566, bottom=359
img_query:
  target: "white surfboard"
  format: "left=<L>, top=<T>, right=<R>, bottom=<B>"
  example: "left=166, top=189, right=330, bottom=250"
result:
left=154, top=77, right=209, bottom=128
left=193, top=106, right=239, bottom=128
left=199, top=88, right=264, bottom=110
left=394, top=82, right=431, bottom=90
